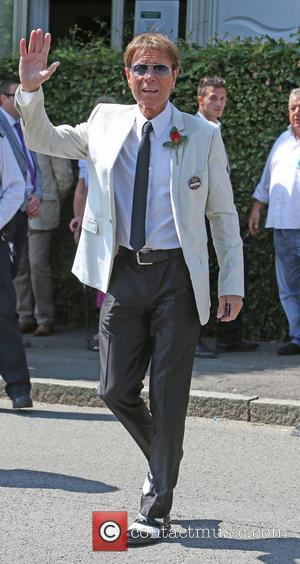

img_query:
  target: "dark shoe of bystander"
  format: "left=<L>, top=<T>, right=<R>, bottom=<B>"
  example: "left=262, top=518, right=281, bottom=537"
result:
left=277, top=342, right=300, bottom=356
left=34, top=324, right=53, bottom=337
left=12, top=394, right=33, bottom=409
left=195, top=339, right=217, bottom=358
left=20, top=320, right=36, bottom=333
left=217, top=340, right=259, bottom=353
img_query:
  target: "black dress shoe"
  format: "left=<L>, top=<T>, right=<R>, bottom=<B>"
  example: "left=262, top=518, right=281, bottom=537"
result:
left=127, top=514, right=171, bottom=545
left=12, top=394, right=33, bottom=409
left=277, top=342, right=300, bottom=356
left=217, top=340, right=259, bottom=353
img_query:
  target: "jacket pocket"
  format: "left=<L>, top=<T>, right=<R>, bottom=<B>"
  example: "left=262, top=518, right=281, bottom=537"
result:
left=82, top=217, right=100, bottom=234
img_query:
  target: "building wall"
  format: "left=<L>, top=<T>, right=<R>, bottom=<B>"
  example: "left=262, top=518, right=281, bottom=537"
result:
left=1, top=0, right=300, bottom=59
left=212, top=0, right=300, bottom=41
left=186, top=0, right=300, bottom=44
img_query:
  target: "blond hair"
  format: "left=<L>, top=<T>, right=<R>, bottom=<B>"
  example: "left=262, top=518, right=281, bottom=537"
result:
left=124, top=33, right=180, bottom=70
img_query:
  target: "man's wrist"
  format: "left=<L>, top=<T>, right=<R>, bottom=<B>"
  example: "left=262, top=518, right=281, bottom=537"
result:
left=20, top=85, right=40, bottom=93
left=17, top=86, right=41, bottom=105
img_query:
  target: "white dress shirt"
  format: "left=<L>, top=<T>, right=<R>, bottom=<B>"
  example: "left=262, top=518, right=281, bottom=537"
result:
left=196, top=111, right=219, bottom=128
left=196, top=112, right=230, bottom=174
left=253, top=127, right=300, bottom=228
left=114, top=101, right=180, bottom=250
left=0, top=134, right=26, bottom=229
left=78, top=158, right=88, bottom=187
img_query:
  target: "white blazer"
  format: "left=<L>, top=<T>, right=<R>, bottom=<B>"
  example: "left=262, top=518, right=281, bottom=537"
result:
left=15, top=87, right=244, bottom=325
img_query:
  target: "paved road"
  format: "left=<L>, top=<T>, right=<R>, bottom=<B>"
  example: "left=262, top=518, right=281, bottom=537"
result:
left=0, top=401, right=299, bottom=563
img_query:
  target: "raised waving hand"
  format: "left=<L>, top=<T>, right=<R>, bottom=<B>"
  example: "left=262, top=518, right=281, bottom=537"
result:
left=19, top=29, right=60, bottom=92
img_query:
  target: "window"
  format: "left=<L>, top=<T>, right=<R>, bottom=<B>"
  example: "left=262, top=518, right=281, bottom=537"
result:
left=49, top=0, right=112, bottom=45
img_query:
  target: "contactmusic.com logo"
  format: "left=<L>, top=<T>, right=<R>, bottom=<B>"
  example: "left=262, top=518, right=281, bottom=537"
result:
left=92, top=512, right=128, bottom=551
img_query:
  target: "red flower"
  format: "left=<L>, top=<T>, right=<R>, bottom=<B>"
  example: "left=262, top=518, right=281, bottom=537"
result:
left=170, top=130, right=181, bottom=144
left=163, top=127, right=188, bottom=164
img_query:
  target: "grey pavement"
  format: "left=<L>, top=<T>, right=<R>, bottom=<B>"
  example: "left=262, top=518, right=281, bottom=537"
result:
left=0, top=327, right=300, bottom=425
left=0, top=401, right=299, bottom=563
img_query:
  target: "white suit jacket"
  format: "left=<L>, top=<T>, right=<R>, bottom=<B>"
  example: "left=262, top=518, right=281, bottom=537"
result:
left=15, top=86, right=244, bottom=325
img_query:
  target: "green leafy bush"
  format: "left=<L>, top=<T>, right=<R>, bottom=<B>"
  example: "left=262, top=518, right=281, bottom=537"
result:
left=1, top=33, right=300, bottom=338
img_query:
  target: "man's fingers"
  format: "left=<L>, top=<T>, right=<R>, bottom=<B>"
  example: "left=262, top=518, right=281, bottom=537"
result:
left=19, top=38, right=27, bottom=57
left=217, top=296, right=243, bottom=322
left=35, top=28, right=43, bottom=53
left=41, top=32, right=52, bottom=57
left=220, top=304, right=240, bottom=322
left=27, top=29, right=37, bottom=54
left=252, top=224, right=259, bottom=235
left=48, top=61, right=60, bottom=74
left=216, top=299, right=226, bottom=319
left=69, top=220, right=77, bottom=232
left=40, top=62, right=60, bottom=82
left=248, top=219, right=257, bottom=236
left=24, top=29, right=50, bottom=58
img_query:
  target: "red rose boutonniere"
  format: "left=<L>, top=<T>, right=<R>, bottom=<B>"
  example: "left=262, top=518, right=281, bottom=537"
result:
left=163, top=127, right=188, bottom=164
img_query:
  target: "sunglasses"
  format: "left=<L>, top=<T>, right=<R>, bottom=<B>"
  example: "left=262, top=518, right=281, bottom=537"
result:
left=130, top=64, right=173, bottom=78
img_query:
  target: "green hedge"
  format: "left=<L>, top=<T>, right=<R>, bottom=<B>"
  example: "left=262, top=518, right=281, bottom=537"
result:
left=1, top=33, right=300, bottom=339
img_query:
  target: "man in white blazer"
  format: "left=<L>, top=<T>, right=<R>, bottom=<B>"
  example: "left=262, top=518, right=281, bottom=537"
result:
left=15, top=29, right=244, bottom=545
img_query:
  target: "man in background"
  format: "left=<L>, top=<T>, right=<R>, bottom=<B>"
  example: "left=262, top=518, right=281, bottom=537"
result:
left=0, top=77, right=42, bottom=346
left=0, top=77, right=42, bottom=265
left=14, top=153, right=73, bottom=336
left=0, top=125, right=33, bottom=408
left=196, top=75, right=258, bottom=355
left=249, top=88, right=300, bottom=355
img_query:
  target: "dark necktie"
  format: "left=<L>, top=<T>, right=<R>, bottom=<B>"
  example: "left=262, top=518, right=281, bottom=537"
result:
left=14, top=121, right=36, bottom=191
left=130, top=121, right=153, bottom=252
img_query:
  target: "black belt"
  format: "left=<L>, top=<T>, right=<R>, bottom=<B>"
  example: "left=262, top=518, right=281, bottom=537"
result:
left=118, top=246, right=183, bottom=265
left=0, top=223, right=13, bottom=243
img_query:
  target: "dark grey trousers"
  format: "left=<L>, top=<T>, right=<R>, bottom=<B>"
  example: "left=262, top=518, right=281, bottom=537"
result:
left=0, top=237, right=31, bottom=399
left=99, top=253, right=200, bottom=518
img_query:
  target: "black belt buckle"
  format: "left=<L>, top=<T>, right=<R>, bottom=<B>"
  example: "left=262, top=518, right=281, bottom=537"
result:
left=0, top=228, right=15, bottom=262
left=136, top=250, right=153, bottom=265
left=0, top=219, right=14, bottom=243
left=8, top=241, right=16, bottom=263
left=0, top=227, right=9, bottom=242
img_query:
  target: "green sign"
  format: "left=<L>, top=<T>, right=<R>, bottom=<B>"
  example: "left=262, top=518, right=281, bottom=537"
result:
left=141, top=12, right=161, bottom=19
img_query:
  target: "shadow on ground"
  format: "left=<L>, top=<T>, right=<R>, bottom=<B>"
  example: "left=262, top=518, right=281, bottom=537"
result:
left=0, top=468, right=118, bottom=493
left=157, top=519, right=300, bottom=563
left=0, top=408, right=116, bottom=422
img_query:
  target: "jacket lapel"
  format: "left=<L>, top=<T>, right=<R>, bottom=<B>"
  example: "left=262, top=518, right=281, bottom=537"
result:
left=169, top=105, right=186, bottom=206
left=0, top=112, right=27, bottom=170
left=106, top=107, right=136, bottom=171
